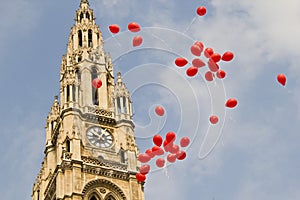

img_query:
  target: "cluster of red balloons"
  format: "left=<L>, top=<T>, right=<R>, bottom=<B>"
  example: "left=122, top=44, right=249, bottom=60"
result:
left=108, top=22, right=143, bottom=47
left=135, top=132, right=190, bottom=182
left=175, top=41, right=234, bottom=82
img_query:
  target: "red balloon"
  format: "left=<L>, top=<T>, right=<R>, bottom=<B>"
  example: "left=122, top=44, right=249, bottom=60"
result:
left=192, top=58, right=205, bottom=68
left=194, top=41, right=204, bottom=52
left=108, top=24, right=120, bottom=34
left=155, top=106, right=165, bottom=116
left=167, top=154, right=177, bottom=163
left=204, top=47, right=214, bottom=58
left=205, top=71, right=214, bottom=82
left=169, top=144, right=180, bottom=154
left=216, top=70, right=226, bottom=79
left=208, top=59, right=219, bottom=72
left=152, top=146, right=164, bottom=156
left=225, top=98, right=238, bottom=108
left=166, top=132, right=176, bottom=143
left=163, top=140, right=173, bottom=152
left=153, top=134, right=163, bottom=146
left=186, top=66, right=198, bottom=77
left=92, top=78, right=102, bottom=89
left=140, top=164, right=150, bottom=175
left=176, top=150, right=187, bottom=160
left=138, top=153, right=151, bottom=163
left=180, top=137, right=190, bottom=147
left=156, top=158, right=165, bottom=168
left=136, top=173, right=146, bottom=182
left=209, top=115, right=219, bottom=124
left=175, top=57, right=188, bottom=67
left=197, top=6, right=207, bottom=16
left=222, top=51, right=234, bottom=62
left=191, top=45, right=202, bottom=56
left=145, top=148, right=155, bottom=158
left=132, top=35, right=143, bottom=47
left=211, top=53, right=221, bottom=63
left=128, top=22, right=141, bottom=32
left=277, top=74, right=286, bottom=86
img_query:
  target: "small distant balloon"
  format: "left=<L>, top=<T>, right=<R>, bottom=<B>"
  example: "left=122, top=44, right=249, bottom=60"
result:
left=176, top=150, right=186, bottom=160
left=180, top=137, right=190, bottom=147
left=225, top=98, right=238, bottom=108
left=132, top=35, right=143, bottom=47
left=186, top=66, right=198, bottom=77
left=209, top=115, right=219, bottom=124
left=205, top=71, right=214, bottom=81
left=163, top=140, right=173, bottom=152
left=192, top=58, right=205, bottom=68
left=155, top=106, right=165, bottom=116
left=208, top=59, right=219, bottom=72
left=92, top=78, right=102, bottom=89
left=167, top=154, right=177, bottom=163
left=138, top=153, right=151, bottom=163
left=211, top=53, right=221, bottom=63
left=156, top=158, right=165, bottom=168
left=166, top=132, right=176, bottom=143
left=128, top=22, right=141, bottom=32
left=136, top=173, right=146, bottom=182
left=108, top=24, right=120, bottom=34
left=153, top=134, right=163, bottom=147
left=204, top=47, right=214, bottom=58
left=152, top=146, right=164, bottom=156
left=194, top=41, right=204, bottom=52
left=169, top=144, right=180, bottom=154
left=277, top=73, right=286, bottom=86
left=191, top=45, right=202, bottom=56
left=145, top=148, right=155, bottom=158
left=197, top=6, right=207, bottom=16
left=216, top=70, right=226, bottom=79
left=140, top=164, right=150, bottom=175
left=222, top=51, right=234, bottom=62
left=175, top=57, right=188, bottom=67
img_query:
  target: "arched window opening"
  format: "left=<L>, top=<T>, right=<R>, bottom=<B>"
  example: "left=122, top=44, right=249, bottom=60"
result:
left=37, top=190, right=40, bottom=200
left=91, top=67, right=99, bottom=105
left=67, top=85, right=70, bottom=102
left=80, top=12, right=84, bottom=21
left=117, top=97, right=121, bottom=114
left=86, top=12, right=90, bottom=20
left=66, top=140, right=71, bottom=152
left=105, top=195, right=116, bottom=200
left=51, top=121, right=54, bottom=132
left=120, top=148, right=125, bottom=163
left=78, top=56, right=82, bottom=62
left=88, top=29, right=93, bottom=47
left=78, top=30, right=82, bottom=47
left=123, top=96, right=127, bottom=114
left=72, top=85, right=76, bottom=102
left=89, top=196, right=97, bottom=200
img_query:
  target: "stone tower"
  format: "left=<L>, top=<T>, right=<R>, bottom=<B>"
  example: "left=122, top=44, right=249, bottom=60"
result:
left=31, top=1, right=144, bottom=199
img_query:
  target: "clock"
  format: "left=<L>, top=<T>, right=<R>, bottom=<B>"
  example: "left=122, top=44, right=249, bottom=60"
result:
left=86, top=126, right=113, bottom=148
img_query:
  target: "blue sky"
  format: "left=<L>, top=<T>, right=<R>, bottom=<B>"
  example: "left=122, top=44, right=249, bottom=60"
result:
left=1, top=0, right=300, bottom=199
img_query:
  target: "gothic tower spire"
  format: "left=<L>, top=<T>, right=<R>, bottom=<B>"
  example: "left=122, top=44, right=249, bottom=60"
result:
left=32, top=1, right=144, bottom=200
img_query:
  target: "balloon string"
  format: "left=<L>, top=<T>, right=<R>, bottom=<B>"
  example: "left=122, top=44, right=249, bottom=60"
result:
left=111, top=34, right=122, bottom=47
left=163, top=165, right=170, bottom=179
left=183, top=16, right=197, bottom=35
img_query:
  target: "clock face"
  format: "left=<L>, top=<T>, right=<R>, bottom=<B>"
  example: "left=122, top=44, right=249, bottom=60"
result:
left=86, top=126, right=113, bottom=148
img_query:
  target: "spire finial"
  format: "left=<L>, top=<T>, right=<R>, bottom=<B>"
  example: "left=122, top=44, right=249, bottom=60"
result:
left=80, top=0, right=89, bottom=5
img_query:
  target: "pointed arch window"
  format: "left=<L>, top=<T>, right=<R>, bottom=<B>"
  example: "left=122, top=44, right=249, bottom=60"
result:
left=37, top=190, right=40, bottom=200
left=80, top=12, right=84, bottom=21
left=88, top=29, right=93, bottom=47
left=120, top=148, right=126, bottom=163
left=86, top=12, right=90, bottom=20
left=78, top=30, right=82, bottom=47
left=91, top=67, right=99, bottom=105
left=105, top=195, right=116, bottom=200
left=66, top=140, right=71, bottom=152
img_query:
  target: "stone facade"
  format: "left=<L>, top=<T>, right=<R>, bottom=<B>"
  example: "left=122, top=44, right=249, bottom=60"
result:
left=31, top=1, right=144, bottom=200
